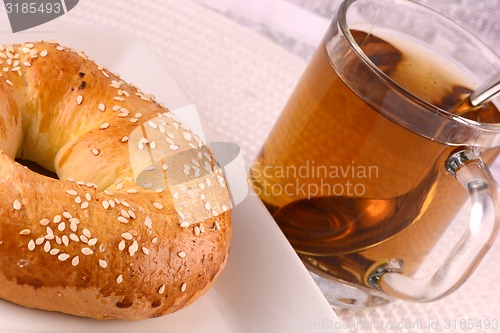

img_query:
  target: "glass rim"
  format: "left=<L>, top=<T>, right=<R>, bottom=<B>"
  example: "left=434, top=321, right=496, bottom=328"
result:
left=337, top=0, right=500, bottom=135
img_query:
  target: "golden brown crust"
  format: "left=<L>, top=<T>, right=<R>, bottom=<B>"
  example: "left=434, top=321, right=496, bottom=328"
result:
left=0, top=42, right=232, bottom=320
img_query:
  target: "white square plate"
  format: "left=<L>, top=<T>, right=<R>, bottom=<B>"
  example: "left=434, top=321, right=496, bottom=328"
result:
left=0, top=19, right=342, bottom=333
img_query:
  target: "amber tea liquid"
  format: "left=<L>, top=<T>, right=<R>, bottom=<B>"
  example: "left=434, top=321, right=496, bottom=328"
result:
left=249, top=30, right=500, bottom=287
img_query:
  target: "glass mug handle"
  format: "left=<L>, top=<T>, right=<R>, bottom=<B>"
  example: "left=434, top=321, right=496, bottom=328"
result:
left=368, top=149, right=500, bottom=302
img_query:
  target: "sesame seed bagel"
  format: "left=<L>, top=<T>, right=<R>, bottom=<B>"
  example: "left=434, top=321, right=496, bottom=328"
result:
left=0, top=41, right=232, bottom=320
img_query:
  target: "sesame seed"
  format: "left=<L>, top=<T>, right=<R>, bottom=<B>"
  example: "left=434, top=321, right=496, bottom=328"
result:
left=169, top=144, right=179, bottom=151
left=204, top=202, right=211, bottom=211
left=40, top=50, right=48, bottom=57
left=58, top=253, right=70, bottom=261
left=19, top=229, right=31, bottom=235
left=56, top=46, right=64, bottom=51
left=54, top=215, right=62, bottom=223
left=177, top=251, right=186, bottom=258
left=102, top=71, right=110, bottom=78
left=142, top=247, right=150, bottom=255
left=121, top=232, right=133, bottom=240
left=75, top=196, right=82, bottom=204
left=66, top=189, right=77, bottom=196
left=144, top=217, right=152, bottom=228
left=102, top=201, right=110, bottom=209
left=128, top=241, right=138, bottom=256
left=130, top=118, right=138, bottom=123
left=128, top=209, right=136, bottom=219
left=23, top=61, right=31, bottom=67
left=85, top=193, right=91, bottom=201
left=13, top=199, right=21, bottom=210
left=44, top=241, right=51, bottom=252
left=194, top=226, right=200, bottom=236
left=180, top=221, right=190, bottom=228
left=183, top=132, right=192, bottom=141
left=80, top=235, right=88, bottom=243
left=70, top=234, right=79, bottom=242
left=118, top=240, right=125, bottom=251
left=81, top=201, right=89, bottom=209
left=100, top=123, right=110, bottom=129
left=11, top=66, right=20, bottom=71
left=91, top=148, right=99, bottom=156
left=116, top=275, right=123, bottom=283
left=121, top=136, right=128, bottom=143
left=109, top=200, right=116, bottom=208
left=28, top=239, right=35, bottom=251
left=158, top=284, right=166, bottom=294
left=150, top=141, right=156, bottom=149
left=117, top=216, right=128, bottom=224
left=115, top=183, right=124, bottom=190
left=215, top=221, right=221, bottom=231
left=63, top=211, right=72, bottom=219
left=152, top=237, right=158, bottom=243
left=50, top=248, right=60, bottom=255
left=40, top=218, right=50, bottom=226
left=62, top=235, right=69, bottom=246
left=55, top=236, right=62, bottom=245
left=120, top=209, right=130, bottom=219
left=126, top=189, right=138, bottom=194
left=72, top=256, right=80, bottom=266
left=81, top=248, right=93, bottom=255
left=181, top=283, right=187, bottom=292
left=76, top=95, right=83, bottom=105
left=58, top=222, right=65, bottom=232
left=88, top=238, right=97, bottom=246
left=199, top=223, right=205, bottom=233
left=98, top=103, right=106, bottom=111
left=114, top=96, right=124, bottom=101
left=99, top=259, right=108, bottom=268
left=83, top=229, right=91, bottom=238
left=153, top=202, right=163, bottom=210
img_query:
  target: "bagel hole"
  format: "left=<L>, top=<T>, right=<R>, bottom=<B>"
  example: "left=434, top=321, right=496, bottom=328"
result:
left=15, top=159, right=59, bottom=179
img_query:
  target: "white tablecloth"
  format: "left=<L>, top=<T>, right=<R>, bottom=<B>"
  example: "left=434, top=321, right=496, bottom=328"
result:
left=59, top=1, right=500, bottom=331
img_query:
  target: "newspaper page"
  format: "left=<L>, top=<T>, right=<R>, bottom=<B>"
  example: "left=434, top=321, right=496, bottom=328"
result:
left=194, top=0, right=500, bottom=60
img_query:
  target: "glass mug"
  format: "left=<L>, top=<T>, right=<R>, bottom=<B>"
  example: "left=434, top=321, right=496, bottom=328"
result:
left=249, top=0, right=500, bottom=307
